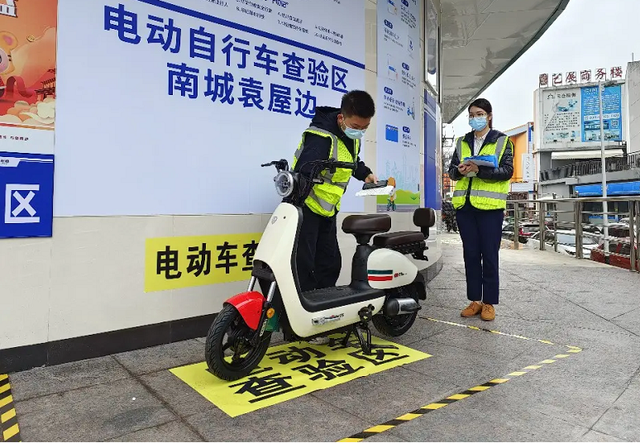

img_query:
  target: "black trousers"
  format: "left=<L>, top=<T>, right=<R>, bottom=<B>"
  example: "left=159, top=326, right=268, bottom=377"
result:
left=296, top=205, right=342, bottom=293
left=456, top=208, right=504, bottom=305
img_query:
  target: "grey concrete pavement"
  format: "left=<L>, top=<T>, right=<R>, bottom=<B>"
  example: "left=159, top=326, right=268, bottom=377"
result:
left=7, top=233, right=640, bottom=441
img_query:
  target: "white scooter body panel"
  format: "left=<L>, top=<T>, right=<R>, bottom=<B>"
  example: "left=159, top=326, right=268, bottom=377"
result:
left=366, top=249, right=418, bottom=290
left=254, top=203, right=386, bottom=338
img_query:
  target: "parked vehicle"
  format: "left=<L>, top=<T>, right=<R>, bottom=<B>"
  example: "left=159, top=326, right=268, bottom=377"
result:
left=204, top=158, right=435, bottom=381
left=591, top=239, right=639, bottom=271
left=527, top=230, right=600, bottom=259
left=501, top=222, right=539, bottom=244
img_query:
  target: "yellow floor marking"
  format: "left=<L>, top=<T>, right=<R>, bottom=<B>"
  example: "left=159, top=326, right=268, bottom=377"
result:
left=365, top=425, right=395, bottom=433
left=0, top=395, right=13, bottom=408
left=424, top=403, right=448, bottom=409
left=1, top=408, right=16, bottom=422
left=397, top=413, right=422, bottom=420
left=489, top=378, right=509, bottom=384
left=447, top=393, right=471, bottom=400
left=3, top=424, right=20, bottom=440
left=468, top=385, right=491, bottom=391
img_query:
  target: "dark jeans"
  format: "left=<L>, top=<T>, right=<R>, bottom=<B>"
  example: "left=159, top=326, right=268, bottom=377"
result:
left=456, top=208, right=504, bottom=305
left=295, top=205, right=342, bottom=293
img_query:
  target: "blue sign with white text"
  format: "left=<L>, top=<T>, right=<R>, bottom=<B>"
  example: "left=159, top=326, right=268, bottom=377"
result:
left=0, top=152, right=54, bottom=239
left=581, top=84, right=622, bottom=142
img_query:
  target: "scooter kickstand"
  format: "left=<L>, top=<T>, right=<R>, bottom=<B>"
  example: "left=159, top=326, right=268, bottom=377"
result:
left=354, top=323, right=373, bottom=355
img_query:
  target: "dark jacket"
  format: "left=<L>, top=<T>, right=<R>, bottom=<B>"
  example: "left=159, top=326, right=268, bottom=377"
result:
left=293, top=106, right=372, bottom=181
left=447, top=129, right=514, bottom=211
left=447, top=129, right=514, bottom=182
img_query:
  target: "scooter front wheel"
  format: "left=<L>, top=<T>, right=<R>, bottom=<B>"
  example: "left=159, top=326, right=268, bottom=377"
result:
left=205, top=304, right=272, bottom=381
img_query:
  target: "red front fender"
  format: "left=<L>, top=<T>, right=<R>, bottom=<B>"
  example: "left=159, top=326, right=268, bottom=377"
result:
left=225, top=291, right=265, bottom=330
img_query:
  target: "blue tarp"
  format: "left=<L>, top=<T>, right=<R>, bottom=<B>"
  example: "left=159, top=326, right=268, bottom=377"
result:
left=575, top=181, right=640, bottom=197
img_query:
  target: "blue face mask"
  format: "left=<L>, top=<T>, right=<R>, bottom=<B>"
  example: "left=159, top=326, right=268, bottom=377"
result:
left=344, top=126, right=366, bottom=140
left=469, top=116, right=488, bottom=131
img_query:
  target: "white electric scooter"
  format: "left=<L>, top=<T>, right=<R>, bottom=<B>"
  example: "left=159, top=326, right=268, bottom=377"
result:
left=205, top=158, right=435, bottom=381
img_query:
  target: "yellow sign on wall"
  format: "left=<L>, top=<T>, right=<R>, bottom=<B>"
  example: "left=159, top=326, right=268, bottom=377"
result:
left=170, top=335, right=431, bottom=417
left=144, top=233, right=262, bottom=292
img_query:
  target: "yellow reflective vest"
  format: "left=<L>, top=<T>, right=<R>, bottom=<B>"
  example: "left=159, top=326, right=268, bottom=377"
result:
left=292, top=126, right=358, bottom=217
left=452, top=135, right=510, bottom=210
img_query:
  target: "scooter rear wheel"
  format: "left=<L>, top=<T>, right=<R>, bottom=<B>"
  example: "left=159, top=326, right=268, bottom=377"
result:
left=372, top=285, right=420, bottom=337
left=205, top=304, right=272, bottom=381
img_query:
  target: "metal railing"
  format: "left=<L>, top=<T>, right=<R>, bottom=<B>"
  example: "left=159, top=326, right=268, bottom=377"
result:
left=539, top=152, right=640, bottom=182
left=504, top=196, right=640, bottom=273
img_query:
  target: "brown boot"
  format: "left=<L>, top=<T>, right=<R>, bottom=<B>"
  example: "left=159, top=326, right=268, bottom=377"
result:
left=481, top=304, right=495, bottom=321
left=461, top=301, right=482, bottom=317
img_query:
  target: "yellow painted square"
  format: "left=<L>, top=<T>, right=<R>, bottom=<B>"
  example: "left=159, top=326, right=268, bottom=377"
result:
left=468, top=385, right=491, bottom=391
left=524, top=365, right=542, bottom=370
left=447, top=393, right=471, bottom=400
left=508, top=371, right=526, bottom=376
left=424, top=403, right=448, bottom=409
left=489, top=378, right=509, bottom=384
left=1, top=408, right=16, bottom=422
left=3, top=424, right=19, bottom=441
left=540, top=359, right=556, bottom=364
left=366, top=425, right=395, bottom=433
left=170, top=335, right=431, bottom=417
left=0, top=395, right=13, bottom=408
left=397, top=413, right=422, bottom=420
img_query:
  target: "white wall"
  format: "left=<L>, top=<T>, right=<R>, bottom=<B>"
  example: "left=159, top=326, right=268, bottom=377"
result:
left=627, top=61, right=640, bottom=154
left=0, top=0, right=442, bottom=351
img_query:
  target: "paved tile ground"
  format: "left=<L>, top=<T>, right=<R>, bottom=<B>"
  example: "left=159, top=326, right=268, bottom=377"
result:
left=8, top=233, right=640, bottom=441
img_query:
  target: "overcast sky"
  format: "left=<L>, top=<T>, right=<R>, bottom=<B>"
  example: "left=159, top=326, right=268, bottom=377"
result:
left=447, top=0, right=640, bottom=142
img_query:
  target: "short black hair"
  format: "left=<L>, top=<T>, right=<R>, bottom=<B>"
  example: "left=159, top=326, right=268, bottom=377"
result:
left=341, top=90, right=375, bottom=118
left=468, top=98, right=493, bottom=128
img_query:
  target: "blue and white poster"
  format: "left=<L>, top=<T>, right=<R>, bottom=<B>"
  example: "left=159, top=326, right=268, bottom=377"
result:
left=0, top=152, right=55, bottom=239
left=581, top=84, right=623, bottom=142
left=54, top=0, right=366, bottom=216
left=542, top=83, right=623, bottom=145
left=376, top=0, right=421, bottom=212
left=423, top=90, right=440, bottom=211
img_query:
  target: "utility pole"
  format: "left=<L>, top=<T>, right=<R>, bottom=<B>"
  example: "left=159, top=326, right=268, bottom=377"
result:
left=598, top=80, right=609, bottom=254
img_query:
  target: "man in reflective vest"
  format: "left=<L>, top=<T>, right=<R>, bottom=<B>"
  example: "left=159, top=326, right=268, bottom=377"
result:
left=448, top=98, right=513, bottom=321
left=292, top=90, right=378, bottom=295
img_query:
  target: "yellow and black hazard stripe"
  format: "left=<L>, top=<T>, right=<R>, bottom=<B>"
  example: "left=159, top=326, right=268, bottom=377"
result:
left=0, top=374, right=21, bottom=442
left=338, top=350, right=582, bottom=442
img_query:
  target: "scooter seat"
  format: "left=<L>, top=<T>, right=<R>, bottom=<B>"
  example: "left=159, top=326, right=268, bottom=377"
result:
left=342, top=214, right=391, bottom=235
left=373, top=231, right=425, bottom=248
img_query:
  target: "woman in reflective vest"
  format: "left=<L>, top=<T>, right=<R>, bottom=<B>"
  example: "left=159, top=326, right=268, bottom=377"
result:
left=448, top=98, right=514, bottom=321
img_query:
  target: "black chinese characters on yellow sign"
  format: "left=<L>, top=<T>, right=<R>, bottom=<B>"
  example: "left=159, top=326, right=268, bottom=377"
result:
left=145, top=233, right=262, bottom=292
left=170, top=335, right=431, bottom=417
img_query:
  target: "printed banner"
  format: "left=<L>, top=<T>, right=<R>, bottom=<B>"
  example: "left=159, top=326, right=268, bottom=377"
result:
left=54, top=0, right=366, bottom=216
left=171, top=335, right=431, bottom=417
left=0, top=0, right=57, bottom=238
left=145, top=232, right=261, bottom=292
left=542, top=83, right=623, bottom=144
left=375, top=0, right=421, bottom=213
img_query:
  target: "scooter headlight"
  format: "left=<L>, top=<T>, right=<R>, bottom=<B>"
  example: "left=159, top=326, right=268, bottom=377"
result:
left=274, top=171, right=294, bottom=198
